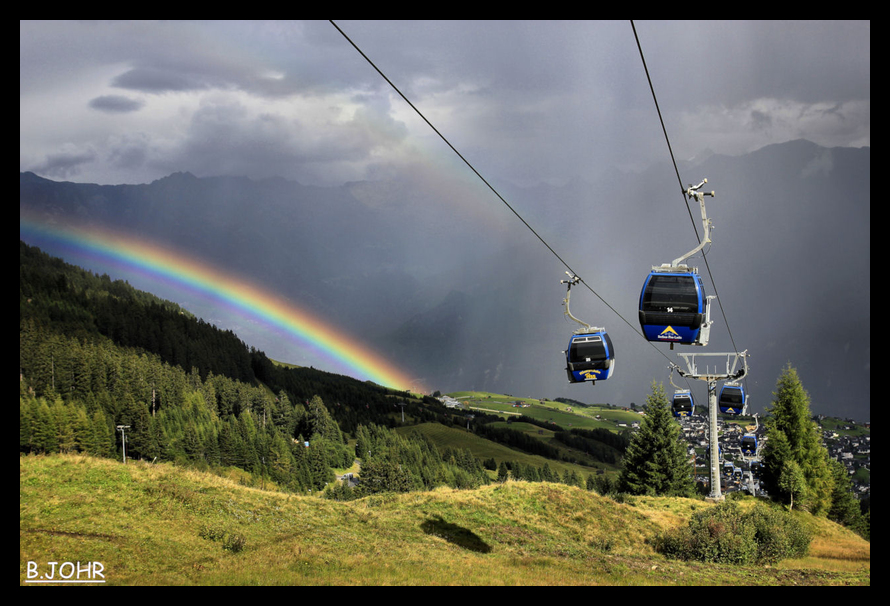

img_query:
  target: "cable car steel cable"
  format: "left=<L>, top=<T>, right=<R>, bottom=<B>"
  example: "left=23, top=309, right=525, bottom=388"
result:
left=631, top=20, right=750, bottom=398
left=330, top=20, right=690, bottom=379
left=631, top=21, right=743, bottom=352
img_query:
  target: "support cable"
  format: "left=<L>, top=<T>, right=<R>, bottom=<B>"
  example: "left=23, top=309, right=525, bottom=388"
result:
left=630, top=21, right=743, bottom=365
left=331, top=20, right=684, bottom=372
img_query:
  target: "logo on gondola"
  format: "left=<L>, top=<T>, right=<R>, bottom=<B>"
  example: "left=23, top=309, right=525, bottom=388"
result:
left=580, top=370, right=602, bottom=380
left=658, top=326, right=682, bottom=340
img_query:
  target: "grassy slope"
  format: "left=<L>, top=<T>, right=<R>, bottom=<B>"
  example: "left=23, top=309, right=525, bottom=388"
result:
left=448, top=391, right=641, bottom=430
left=398, top=422, right=620, bottom=477
left=20, top=455, right=868, bottom=585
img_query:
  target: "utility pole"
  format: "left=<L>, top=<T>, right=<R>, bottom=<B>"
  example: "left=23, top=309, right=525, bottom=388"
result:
left=117, top=425, right=131, bottom=464
left=674, top=351, right=748, bottom=501
left=398, top=402, right=407, bottom=423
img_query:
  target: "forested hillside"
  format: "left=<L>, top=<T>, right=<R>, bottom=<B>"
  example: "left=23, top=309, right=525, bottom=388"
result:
left=21, top=241, right=642, bottom=501
left=19, top=241, right=492, bottom=493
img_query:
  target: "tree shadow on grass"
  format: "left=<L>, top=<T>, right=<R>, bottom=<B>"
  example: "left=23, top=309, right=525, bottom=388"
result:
left=420, top=515, right=492, bottom=553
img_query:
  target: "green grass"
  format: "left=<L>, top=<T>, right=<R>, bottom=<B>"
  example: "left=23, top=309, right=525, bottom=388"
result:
left=447, top=391, right=641, bottom=431
left=439, top=390, right=629, bottom=473
left=20, top=454, right=869, bottom=585
left=398, top=422, right=617, bottom=478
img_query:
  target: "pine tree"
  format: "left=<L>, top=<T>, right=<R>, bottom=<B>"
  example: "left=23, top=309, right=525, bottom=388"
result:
left=497, top=461, right=509, bottom=483
left=616, top=382, right=695, bottom=497
left=218, top=418, right=242, bottom=467
left=761, top=428, right=791, bottom=492
left=91, top=409, right=115, bottom=457
left=307, top=395, right=342, bottom=443
left=358, top=459, right=415, bottom=494
left=120, top=393, right=151, bottom=460
left=20, top=397, right=36, bottom=453
left=304, top=443, right=332, bottom=490
left=778, top=459, right=807, bottom=511
left=827, top=459, right=864, bottom=532
left=568, top=469, right=583, bottom=489
left=761, top=365, right=834, bottom=515
left=268, top=431, right=296, bottom=488
left=183, top=422, right=204, bottom=461
left=540, top=462, right=556, bottom=483
left=33, top=398, right=58, bottom=454
left=145, top=416, right=166, bottom=461
left=51, top=397, right=77, bottom=454
left=204, top=427, right=220, bottom=466
left=73, top=406, right=96, bottom=454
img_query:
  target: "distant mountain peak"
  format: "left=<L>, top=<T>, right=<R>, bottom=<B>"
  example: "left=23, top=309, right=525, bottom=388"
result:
left=154, top=171, right=198, bottom=183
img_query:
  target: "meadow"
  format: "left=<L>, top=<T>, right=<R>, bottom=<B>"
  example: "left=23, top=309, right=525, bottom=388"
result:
left=20, top=454, right=869, bottom=585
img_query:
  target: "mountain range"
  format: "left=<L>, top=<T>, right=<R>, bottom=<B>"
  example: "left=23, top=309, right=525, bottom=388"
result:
left=19, top=139, right=870, bottom=422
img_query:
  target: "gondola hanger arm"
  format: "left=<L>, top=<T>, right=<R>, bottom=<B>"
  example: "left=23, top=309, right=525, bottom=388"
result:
left=671, top=178, right=716, bottom=268
left=561, top=272, right=597, bottom=334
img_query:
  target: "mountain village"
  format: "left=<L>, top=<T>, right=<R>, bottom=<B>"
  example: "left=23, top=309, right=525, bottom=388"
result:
left=439, top=394, right=870, bottom=500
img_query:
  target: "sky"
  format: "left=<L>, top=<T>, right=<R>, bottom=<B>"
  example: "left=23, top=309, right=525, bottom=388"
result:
left=20, top=20, right=870, bottom=420
left=20, top=20, right=869, bottom=187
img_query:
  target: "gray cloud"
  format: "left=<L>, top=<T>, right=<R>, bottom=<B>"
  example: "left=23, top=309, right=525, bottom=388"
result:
left=20, top=21, right=870, bottom=187
left=88, top=94, right=144, bottom=113
left=30, top=145, right=97, bottom=179
left=111, top=67, right=209, bottom=93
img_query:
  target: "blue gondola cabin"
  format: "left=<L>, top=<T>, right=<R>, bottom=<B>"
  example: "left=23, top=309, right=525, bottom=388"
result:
left=565, top=330, right=615, bottom=384
left=639, top=269, right=711, bottom=346
left=672, top=390, right=694, bottom=417
left=719, top=384, right=747, bottom=414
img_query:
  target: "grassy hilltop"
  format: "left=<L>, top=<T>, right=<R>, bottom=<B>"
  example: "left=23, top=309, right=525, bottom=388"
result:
left=20, top=454, right=869, bottom=585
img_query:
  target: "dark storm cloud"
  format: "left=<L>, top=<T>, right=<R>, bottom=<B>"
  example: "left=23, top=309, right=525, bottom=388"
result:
left=88, top=94, right=144, bottom=113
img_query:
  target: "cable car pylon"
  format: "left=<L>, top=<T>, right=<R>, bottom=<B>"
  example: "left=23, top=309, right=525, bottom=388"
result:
left=672, top=349, right=749, bottom=502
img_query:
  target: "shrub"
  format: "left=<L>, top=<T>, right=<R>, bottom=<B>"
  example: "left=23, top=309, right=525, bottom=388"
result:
left=746, top=505, right=811, bottom=563
left=656, top=501, right=756, bottom=564
left=199, top=523, right=247, bottom=554
left=223, top=533, right=246, bottom=553
left=198, top=524, right=226, bottom=542
left=655, top=501, right=811, bottom=565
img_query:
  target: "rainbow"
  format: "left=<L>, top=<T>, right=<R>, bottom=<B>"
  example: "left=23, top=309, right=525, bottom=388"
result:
left=20, top=216, right=423, bottom=393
